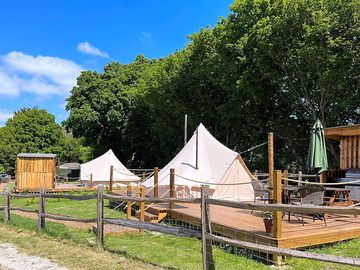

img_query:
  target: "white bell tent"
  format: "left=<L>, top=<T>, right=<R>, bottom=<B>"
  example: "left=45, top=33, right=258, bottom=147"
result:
left=143, top=124, right=255, bottom=201
left=80, top=149, right=140, bottom=186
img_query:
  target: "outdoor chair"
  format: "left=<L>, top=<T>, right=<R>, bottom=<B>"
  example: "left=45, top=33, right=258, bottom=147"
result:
left=250, top=181, right=269, bottom=214
left=290, top=185, right=327, bottom=226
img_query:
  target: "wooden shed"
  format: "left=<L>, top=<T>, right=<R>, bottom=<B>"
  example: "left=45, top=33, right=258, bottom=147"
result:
left=325, top=124, right=360, bottom=169
left=16, top=153, right=57, bottom=191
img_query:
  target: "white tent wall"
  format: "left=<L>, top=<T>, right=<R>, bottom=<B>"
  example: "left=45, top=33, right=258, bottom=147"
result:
left=212, top=156, right=254, bottom=201
left=143, top=124, right=255, bottom=201
left=80, top=149, right=140, bottom=187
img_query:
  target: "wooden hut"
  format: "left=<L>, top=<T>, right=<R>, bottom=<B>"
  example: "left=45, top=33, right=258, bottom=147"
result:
left=16, top=153, right=57, bottom=191
left=325, top=124, right=360, bottom=169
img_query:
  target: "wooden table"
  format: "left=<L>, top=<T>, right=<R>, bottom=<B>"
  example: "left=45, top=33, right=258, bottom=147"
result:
left=325, top=187, right=353, bottom=206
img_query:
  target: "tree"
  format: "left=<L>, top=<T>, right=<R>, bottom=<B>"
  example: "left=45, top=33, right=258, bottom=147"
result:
left=64, top=0, right=360, bottom=171
left=0, top=107, right=91, bottom=173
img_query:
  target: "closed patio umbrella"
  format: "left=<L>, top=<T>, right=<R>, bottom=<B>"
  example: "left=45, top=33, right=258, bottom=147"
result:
left=306, top=119, right=328, bottom=174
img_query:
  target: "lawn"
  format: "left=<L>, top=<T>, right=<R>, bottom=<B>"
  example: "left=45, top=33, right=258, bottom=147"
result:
left=1, top=196, right=360, bottom=269
left=0, top=212, right=269, bottom=270
left=0, top=193, right=126, bottom=219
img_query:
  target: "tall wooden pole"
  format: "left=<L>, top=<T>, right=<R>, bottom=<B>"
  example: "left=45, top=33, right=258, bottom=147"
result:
left=57, top=158, right=60, bottom=185
left=170, top=168, right=175, bottom=209
left=273, top=170, right=282, bottom=266
left=184, top=114, right=188, bottom=146
left=268, top=132, right=274, bottom=200
left=3, top=188, right=10, bottom=223
left=154, top=167, right=159, bottom=199
left=196, top=127, right=199, bottom=170
left=38, top=188, right=46, bottom=230
left=127, top=184, right=132, bottom=219
left=109, top=165, right=114, bottom=192
left=201, top=185, right=214, bottom=270
left=90, top=173, right=93, bottom=188
left=97, top=184, right=104, bottom=248
left=139, top=186, right=145, bottom=233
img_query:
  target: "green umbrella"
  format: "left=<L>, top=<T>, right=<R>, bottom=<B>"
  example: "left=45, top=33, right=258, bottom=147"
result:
left=307, top=119, right=328, bottom=174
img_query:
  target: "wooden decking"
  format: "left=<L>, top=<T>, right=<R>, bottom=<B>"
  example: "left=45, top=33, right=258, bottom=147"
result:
left=150, top=203, right=360, bottom=249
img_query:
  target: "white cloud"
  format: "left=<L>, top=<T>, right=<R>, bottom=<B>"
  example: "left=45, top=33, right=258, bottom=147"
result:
left=0, top=51, right=83, bottom=97
left=140, top=31, right=152, bottom=44
left=0, top=109, right=13, bottom=125
left=77, top=41, right=109, bottom=58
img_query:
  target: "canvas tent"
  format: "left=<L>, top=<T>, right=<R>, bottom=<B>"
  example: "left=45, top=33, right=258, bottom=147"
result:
left=80, top=149, right=140, bottom=186
left=143, top=124, right=255, bottom=201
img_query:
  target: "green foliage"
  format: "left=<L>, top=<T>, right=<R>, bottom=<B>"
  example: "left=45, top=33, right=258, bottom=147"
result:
left=65, top=0, right=360, bottom=171
left=0, top=107, right=92, bottom=173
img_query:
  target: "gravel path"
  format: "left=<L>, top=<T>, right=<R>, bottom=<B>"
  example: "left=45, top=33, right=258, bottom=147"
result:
left=0, top=243, right=68, bottom=270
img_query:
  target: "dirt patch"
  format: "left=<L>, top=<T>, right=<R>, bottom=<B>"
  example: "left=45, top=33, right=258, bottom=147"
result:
left=0, top=243, right=67, bottom=270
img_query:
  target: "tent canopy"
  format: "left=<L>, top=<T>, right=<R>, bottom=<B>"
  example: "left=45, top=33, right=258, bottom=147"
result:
left=80, top=149, right=140, bottom=183
left=143, top=123, right=254, bottom=201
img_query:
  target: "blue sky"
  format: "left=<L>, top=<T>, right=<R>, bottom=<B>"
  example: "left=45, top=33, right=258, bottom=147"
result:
left=0, top=0, right=232, bottom=126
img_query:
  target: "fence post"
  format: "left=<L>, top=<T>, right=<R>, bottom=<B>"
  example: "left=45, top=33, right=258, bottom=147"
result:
left=298, top=170, right=302, bottom=186
left=127, top=184, right=132, bottom=219
left=139, top=186, right=145, bottom=233
left=154, top=167, right=159, bottom=199
left=268, top=132, right=274, bottom=201
left=109, top=166, right=114, bottom=192
left=284, top=170, right=288, bottom=199
left=90, top=173, right=93, bottom=188
left=201, top=185, right=214, bottom=270
left=273, top=170, right=282, bottom=266
left=170, top=168, right=175, bottom=209
left=97, top=184, right=104, bottom=248
left=4, top=188, right=10, bottom=223
left=38, top=188, right=46, bottom=230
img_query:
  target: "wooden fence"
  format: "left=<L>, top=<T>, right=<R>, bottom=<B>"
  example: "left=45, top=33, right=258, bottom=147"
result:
left=2, top=185, right=360, bottom=269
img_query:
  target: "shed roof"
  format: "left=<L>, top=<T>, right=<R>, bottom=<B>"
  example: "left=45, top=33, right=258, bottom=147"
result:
left=17, top=153, right=57, bottom=158
left=325, top=124, right=360, bottom=140
left=60, top=162, right=81, bottom=170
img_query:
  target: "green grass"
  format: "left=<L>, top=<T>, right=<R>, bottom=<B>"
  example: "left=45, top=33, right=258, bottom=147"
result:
left=0, top=194, right=126, bottom=219
left=0, top=211, right=269, bottom=270
left=288, top=239, right=360, bottom=269
left=1, top=197, right=360, bottom=269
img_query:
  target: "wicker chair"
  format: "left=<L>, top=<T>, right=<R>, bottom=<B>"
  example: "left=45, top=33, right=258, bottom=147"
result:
left=291, top=185, right=326, bottom=226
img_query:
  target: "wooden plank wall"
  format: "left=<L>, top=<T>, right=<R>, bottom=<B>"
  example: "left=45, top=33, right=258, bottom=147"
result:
left=17, top=157, right=55, bottom=191
left=340, top=136, right=360, bottom=169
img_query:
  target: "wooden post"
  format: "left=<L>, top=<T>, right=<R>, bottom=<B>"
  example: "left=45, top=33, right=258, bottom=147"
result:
left=139, top=186, right=145, bottom=233
left=109, top=166, right=114, bottom=192
left=283, top=170, right=288, bottom=199
left=3, top=188, right=10, bottom=223
left=268, top=132, right=274, bottom=200
left=97, top=184, right=104, bottom=248
left=273, top=170, right=282, bottom=266
left=38, top=188, right=46, bottom=230
left=184, top=114, right=188, bottom=146
left=201, top=185, right=214, bottom=270
left=89, top=173, right=93, bottom=188
left=127, top=184, right=132, bottom=219
left=57, top=158, right=60, bottom=184
left=170, top=168, right=175, bottom=209
left=298, top=170, right=302, bottom=186
left=154, top=167, right=159, bottom=199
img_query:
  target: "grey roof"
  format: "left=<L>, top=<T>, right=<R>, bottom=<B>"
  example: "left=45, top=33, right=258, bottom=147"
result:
left=17, top=153, right=57, bottom=158
left=60, top=162, right=81, bottom=170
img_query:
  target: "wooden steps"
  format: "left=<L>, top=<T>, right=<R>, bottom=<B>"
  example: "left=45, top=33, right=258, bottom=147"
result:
left=135, top=204, right=168, bottom=223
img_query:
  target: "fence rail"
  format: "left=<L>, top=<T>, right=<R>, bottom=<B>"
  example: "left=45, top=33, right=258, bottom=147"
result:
left=2, top=180, right=360, bottom=269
